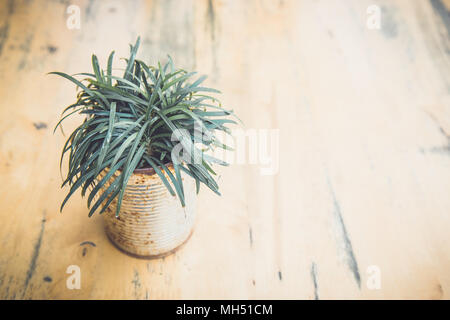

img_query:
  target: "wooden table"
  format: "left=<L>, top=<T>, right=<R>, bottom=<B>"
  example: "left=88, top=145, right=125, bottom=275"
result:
left=0, top=0, right=449, bottom=299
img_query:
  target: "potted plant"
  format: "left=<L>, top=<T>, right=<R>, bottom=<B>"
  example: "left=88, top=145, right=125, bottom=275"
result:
left=51, top=37, right=238, bottom=258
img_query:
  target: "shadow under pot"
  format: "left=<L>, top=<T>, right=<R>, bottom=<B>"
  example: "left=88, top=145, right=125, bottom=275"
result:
left=99, top=164, right=196, bottom=259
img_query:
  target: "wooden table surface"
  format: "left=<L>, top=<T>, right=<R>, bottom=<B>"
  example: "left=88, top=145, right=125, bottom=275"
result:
left=0, top=0, right=449, bottom=299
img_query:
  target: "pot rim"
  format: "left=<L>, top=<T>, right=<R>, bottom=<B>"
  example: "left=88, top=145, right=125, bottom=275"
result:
left=133, top=162, right=173, bottom=175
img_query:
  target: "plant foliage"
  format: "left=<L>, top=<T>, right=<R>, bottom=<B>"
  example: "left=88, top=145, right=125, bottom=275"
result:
left=51, top=37, right=238, bottom=217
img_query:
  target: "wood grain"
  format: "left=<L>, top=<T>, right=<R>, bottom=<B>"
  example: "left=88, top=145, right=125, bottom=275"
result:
left=0, top=0, right=449, bottom=299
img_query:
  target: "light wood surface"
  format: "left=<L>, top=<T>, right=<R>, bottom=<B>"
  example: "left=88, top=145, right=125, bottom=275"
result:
left=0, top=0, right=449, bottom=299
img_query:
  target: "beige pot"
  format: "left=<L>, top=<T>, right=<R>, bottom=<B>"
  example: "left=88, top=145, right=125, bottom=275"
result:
left=100, top=164, right=196, bottom=258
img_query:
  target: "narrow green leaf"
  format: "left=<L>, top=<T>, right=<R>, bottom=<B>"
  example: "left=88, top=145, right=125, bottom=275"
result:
left=107, top=51, right=115, bottom=85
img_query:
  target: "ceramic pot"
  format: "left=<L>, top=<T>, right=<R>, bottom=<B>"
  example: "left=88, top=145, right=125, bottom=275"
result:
left=100, top=164, right=196, bottom=258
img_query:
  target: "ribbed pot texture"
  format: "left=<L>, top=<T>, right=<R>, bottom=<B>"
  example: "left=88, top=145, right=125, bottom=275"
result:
left=99, top=165, right=196, bottom=258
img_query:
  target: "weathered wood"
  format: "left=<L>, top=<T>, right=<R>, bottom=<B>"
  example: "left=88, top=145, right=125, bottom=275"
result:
left=0, top=0, right=449, bottom=299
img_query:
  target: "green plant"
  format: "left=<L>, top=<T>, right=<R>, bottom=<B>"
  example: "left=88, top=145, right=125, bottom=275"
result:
left=51, top=37, right=238, bottom=217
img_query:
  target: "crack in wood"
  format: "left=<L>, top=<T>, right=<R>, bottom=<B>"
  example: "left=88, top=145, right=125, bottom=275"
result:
left=430, top=0, right=450, bottom=36
left=422, top=112, right=450, bottom=155
left=80, top=241, right=96, bottom=247
left=0, top=21, right=10, bottom=57
left=33, top=122, right=47, bottom=130
left=326, top=175, right=361, bottom=288
left=131, top=269, right=141, bottom=299
left=310, top=262, right=319, bottom=300
left=22, top=213, right=46, bottom=298
left=206, top=0, right=219, bottom=80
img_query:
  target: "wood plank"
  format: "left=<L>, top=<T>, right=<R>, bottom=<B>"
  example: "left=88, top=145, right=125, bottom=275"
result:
left=0, top=0, right=449, bottom=299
